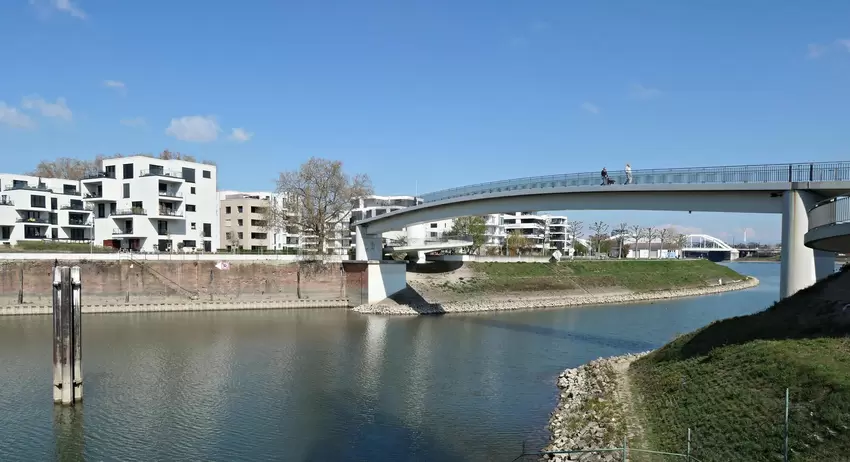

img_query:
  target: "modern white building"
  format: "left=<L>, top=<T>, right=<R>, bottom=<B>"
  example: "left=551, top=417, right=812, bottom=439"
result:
left=81, top=156, right=219, bottom=252
left=499, top=212, right=571, bottom=252
left=0, top=174, right=93, bottom=246
left=349, top=195, right=423, bottom=244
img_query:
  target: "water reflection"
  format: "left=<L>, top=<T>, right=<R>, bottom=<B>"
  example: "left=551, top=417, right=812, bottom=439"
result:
left=0, top=262, right=783, bottom=461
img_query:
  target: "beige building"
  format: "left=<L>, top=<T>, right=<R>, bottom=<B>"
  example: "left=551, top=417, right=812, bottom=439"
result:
left=218, top=192, right=272, bottom=251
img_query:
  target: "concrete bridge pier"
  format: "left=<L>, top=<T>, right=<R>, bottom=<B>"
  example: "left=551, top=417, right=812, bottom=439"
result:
left=351, top=225, right=407, bottom=304
left=780, top=190, right=836, bottom=299
left=355, top=225, right=383, bottom=261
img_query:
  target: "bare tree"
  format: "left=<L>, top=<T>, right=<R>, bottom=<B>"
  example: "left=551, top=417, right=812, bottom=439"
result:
left=630, top=224, right=643, bottom=258
left=570, top=220, right=584, bottom=248
left=29, top=158, right=95, bottom=180
left=507, top=230, right=530, bottom=256
left=657, top=227, right=671, bottom=258
left=644, top=227, right=657, bottom=259
left=614, top=222, right=629, bottom=258
left=590, top=221, right=609, bottom=256
left=268, top=157, right=372, bottom=255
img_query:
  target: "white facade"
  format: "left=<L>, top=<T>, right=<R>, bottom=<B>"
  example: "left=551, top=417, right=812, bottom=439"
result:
left=0, top=174, right=93, bottom=246
left=349, top=195, right=423, bottom=245
left=82, top=156, right=219, bottom=252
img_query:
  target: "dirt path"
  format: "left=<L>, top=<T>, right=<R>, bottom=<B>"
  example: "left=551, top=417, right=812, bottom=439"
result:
left=610, top=354, right=647, bottom=443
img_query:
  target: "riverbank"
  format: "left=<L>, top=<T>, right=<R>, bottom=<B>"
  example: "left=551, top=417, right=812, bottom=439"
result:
left=542, top=352, right=648, bottom=460
left=353, top=273, right=759, bottom=315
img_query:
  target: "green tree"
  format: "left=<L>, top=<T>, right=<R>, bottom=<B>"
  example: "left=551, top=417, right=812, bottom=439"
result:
left=506, top=231, right=530, bottom=256
left=573, top=240, right=588, bottom=256
left=446, top=216, right=487, bottom=253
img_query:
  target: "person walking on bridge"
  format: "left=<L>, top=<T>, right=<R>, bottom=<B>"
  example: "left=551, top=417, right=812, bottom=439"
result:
left=625, top=163, right=632, bottom=184
left=601, top=167, right=609, bottom=185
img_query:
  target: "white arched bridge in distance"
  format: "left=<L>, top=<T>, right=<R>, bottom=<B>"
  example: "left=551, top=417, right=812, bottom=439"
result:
left=608, top=233, right=740, bottom=261
left=351, top=162, right=850, bottom=303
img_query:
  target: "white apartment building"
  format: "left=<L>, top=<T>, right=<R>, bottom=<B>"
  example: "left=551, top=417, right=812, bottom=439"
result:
left=349, top=195, right=423, bottom=244
left=0, top=174, right=93, bottom=246
left=485, top=212, right=570, bottom=253
left=82, top=156, right=219, bottom=252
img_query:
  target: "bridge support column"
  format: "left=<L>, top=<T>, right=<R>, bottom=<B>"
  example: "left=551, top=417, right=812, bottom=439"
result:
left=780, top=190, right=819, bottom=299
left=355, top=225, right=383, bottom=261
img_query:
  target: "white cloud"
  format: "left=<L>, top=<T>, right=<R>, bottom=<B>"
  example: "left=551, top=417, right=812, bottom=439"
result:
left=808, top=43, right=827, bottom=59
left=21, top=95, right=73, bottom=121
left=630, top=83, right=662, bottom=101
left=836, top=39, right=850, bottom=52
left=104, top=80, right=126, bottom=91
left=581, top=102, right=600, bottom=115
left=229, top=127, right=254, bottom=142
left=53, top=0, right=87, bottom=19
left=165, top=115, right=221, bottom=142
left=0, top=102, right=35, bottom=129
left=120, top=117, right=146, bottom=127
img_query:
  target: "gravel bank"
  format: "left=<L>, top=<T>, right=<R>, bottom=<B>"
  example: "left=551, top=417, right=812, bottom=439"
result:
left=352, top=277, right=759, bottom=315
left=542, top=352, right=649, bottom=461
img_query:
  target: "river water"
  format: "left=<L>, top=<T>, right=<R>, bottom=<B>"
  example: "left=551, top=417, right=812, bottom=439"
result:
left=0, top=263, right=793, bottom=461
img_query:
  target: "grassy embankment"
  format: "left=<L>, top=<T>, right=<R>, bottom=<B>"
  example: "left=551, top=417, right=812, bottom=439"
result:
left=629, top=265, right=850, bottom=462
left=438, top=260, right=746, bottom=293
left=0, top=241, right=115, bottom=253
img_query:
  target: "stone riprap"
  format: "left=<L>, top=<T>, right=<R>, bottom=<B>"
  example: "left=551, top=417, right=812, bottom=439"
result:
left=352, top=277, right=760, bottom=315
left=542, top=352, right=649, bottom=461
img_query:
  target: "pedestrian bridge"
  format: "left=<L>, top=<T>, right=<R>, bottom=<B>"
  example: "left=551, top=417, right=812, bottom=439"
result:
left=352, top=162, right=850, bottom=303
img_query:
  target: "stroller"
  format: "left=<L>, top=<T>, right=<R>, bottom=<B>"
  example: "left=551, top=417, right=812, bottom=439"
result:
left=601, top=168, right=615, bottom=185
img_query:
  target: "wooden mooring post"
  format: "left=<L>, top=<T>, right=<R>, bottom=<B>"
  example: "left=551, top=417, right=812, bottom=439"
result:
left=53, top=266, right=83, bottom=405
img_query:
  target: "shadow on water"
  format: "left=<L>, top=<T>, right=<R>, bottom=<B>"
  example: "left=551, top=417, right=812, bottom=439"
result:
left=301, top=389, right=464, bottom=462
left=456, top=317, right=657, bottom=351
left=53, top=406, right=84, bottom=462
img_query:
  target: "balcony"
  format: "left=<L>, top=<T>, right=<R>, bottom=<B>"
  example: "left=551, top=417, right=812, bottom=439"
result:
left=158, top=191, right=183, bottom=201
left=82, top=171, right=116, bottom=181
left=112, top=208, right=147, bottom=216
left=112, top=228, right=138, bottom=236
left=61, top=203, right=94, bottom=212
left=56, top=188, right=81, bottom=196
left=0, top=198, right=12, bottom=206
left=157, top=209, right=184, bottom=218
left=4, top=183, right=53, bottom=193
left=141, top=169, right=183, bottom=181
left=83, top=192, right=111, bottom=202
left=64, top=219, right=92, bottom=227
left=16, top=217, right=50, bottom=225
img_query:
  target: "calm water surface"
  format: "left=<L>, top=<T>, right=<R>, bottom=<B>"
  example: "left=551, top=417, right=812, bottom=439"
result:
left=0, top=263, right=788, bottom=461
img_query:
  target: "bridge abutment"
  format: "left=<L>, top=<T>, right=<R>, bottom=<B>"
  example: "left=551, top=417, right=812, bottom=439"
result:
left=351, top=225, right=407, bottom=304
left=780, top=190, right=835, bottom=298
left=355, top=225, right=383, bottom=261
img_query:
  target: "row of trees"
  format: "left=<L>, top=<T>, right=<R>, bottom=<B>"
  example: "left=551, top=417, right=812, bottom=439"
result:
left=570, top=220, right=690, bottom=258
left=29, top=151, right=216, bottom=181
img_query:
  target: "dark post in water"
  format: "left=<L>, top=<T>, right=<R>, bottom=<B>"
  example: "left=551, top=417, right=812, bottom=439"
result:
left=52, top=266, right=83, bottom=405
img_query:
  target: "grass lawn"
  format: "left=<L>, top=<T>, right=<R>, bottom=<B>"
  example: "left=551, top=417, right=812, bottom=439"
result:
left=0, top=241, right=115, bottom=253
left=629, top=266, right=850, bottom=462
left=441, top=260, right=746, bottom=293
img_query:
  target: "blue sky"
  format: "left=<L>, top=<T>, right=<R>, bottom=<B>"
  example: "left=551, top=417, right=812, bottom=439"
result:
left=2, top=0, right=850, bottom=243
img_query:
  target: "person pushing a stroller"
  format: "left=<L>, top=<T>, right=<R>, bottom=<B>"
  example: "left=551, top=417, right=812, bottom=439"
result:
left=601, top=167, right=615, bottom=185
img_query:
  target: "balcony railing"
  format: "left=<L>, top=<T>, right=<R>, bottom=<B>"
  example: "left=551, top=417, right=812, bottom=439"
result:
left=16, top=217, right=50, bottom=224
left=83, top=171, right=116, bottom=180
left=0, top=198, right=12, bottom=206
left=4, top=183, right=52, bottom=193
left=61, top=203, right=94, bottom=211
left=141, top=169, right=183, bottom=179
left=158, top=191, right=183, bottom=198
left=66, top=219, right=92, bottom=226
left=84, top=192, right=103, bottom=199
left=113, top=228, right=135, bottom=235
left=112, top=208, right=147, bottom=216
left=808, top=196, right=850, bottom=231
left=56, top=189, right=81, bottom=196
left=420, top=161, right=850, bottom=203
left=158, top=209, right=183, bottom=217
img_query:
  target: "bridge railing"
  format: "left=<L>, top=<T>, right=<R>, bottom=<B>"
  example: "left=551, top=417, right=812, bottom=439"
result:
left=420, top=162, right=850, bottom=203
left=808, top=196, right=850, bottom=231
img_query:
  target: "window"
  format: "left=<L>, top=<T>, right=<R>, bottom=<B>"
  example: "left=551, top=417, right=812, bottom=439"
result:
left=202, top=170, right=211, bottom=179
left=63, top=184, right=77, bottom=195
left=250, top=206, right=265, bottom=213
left=430, top=232, right=438, bottom=238
left=225, top=206, right=231, bottom=214
left=430, top=223, right=437, bottom=228
left=186, top=204, right=196, bottom=212
left=237, top=219, right=243, bottom=226
left=251, top=233, right=267, bottom=240
left=110, top=203, right=117, bottom=214
left=237, top=232, right=243, bottom=239
left=203, top=223, right=211, bottom=238
left=105, top=165, right=116, bottom=178
left=97, top=203, right=106, bottom=218
left=182, top=167, right=195, bottom=183
left=31, top=195, right=46, bottom=208
left=123, top=183, right=130, bottom=198
left=225, top=232, right=232, bottom=240
left=123, top=163, right=134, bottom=179
left=183, top=240, right=197, bottom=248
left=191, top=187, right=196, bottom=194
left=191, top=222, right=196, bottom=230
left=132, top=201, right=143, bottom=209
left=204, top=241, right=211, bottom=252
left=237, top=206, right=243, bottom=213
left=51, top=198, right=58, bottom=210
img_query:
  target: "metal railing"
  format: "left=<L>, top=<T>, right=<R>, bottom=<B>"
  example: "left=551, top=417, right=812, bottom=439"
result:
left=4, top=183, right=53, bottom=193
left=158, top=209, right=183, bottom=217
left=83, top=192, right=103, bottom=199
left=0, top=198, right=13, bottom=206
left=112, top=208, right=147, bottom=216
left=113, top=228, right=134, bottom=235
left=82, top=171, right=116, bottom=180
left=420, top=161, right=850, bottom=203
left=808, top=195, right=850, bottom=231
left=17, top=218, right=50, bottom=224
left=140, top=169, right=183, bottom=179
left=56, top=189, right=81, bottom=196
left=66, top=219, right=91, bottom=226
left=60, top=203, right=93, bottom=211
left=158, top=191, right=183, bottom=198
